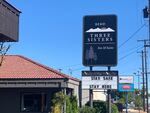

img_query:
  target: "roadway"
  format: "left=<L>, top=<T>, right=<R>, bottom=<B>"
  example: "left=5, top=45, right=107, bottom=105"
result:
left=123, top=109, right=146, bottom=113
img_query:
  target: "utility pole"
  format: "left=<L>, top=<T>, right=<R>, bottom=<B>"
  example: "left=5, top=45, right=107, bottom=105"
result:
left=147, top=0, right=150, bottom=112
left=142, top=50, right=146, bottom=112
left=144, top=41, right=149, bottom=113
left=142, top=1, right=150, bottom=112
left=138, top=40, right=149, bottom=113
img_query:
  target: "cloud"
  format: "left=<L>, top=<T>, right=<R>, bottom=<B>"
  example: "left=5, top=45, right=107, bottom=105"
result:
left=86, top=27, right=115, bottom=33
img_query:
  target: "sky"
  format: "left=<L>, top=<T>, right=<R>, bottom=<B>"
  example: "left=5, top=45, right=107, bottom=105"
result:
left=6, top=0, right=149, bottom=89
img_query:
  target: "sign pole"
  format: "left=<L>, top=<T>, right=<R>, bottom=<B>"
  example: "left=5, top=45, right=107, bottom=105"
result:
left=108, top=90, right=111, bottom=113
left=108, top=66, right=111, bottom=113
left=89, top=66, right=93, bottom=108
left=126, top=92, right=128, bottom=113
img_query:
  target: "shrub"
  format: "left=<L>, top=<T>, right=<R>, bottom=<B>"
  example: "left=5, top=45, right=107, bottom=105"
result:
left=70, top=96, right=78, bottom=113
left=85, top=100, right=119, bottom=113
left=79, top=106, right=96, bottom=113
left=115, top=103, right=123, bottom=112
left=86, top=100, right=107, bottom=113
left=66, top=96, right=72, bottom=113
left=51, top=92, right=78, bottom=113
left=111, top=104, right=119, bottom=113
left=51, top=92, right=65, bottom=113
left=66, top=95, right=78, bottom=113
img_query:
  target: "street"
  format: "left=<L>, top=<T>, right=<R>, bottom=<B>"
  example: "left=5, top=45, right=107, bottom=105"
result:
left=123, top=109, right=146, bottom=113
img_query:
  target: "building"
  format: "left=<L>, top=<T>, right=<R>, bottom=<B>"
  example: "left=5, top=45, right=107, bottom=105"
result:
left=0, top=0, right=21, bottom=42
left=0, top=55, right=81, bottom=113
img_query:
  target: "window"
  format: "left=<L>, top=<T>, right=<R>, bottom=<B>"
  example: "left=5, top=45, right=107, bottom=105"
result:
left=21, top=93, right=47, bottom=112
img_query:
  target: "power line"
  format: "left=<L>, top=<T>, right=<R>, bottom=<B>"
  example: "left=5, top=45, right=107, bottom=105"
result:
left=58, top=46, right=143, bottom=73
left=119, top=45, right=143, bottom=53
left=119, top=23, right=146, bottom=48
left=56, top=24, right=146, bottom=73
left=57, top=64, right=81, bottom=69
left=72, top=67, right=86, bottom=72
left=119, top=46, right=143, bottom=61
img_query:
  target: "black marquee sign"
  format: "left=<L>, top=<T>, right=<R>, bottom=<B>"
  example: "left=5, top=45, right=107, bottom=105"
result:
left=83, top=15, right=117, bottom=66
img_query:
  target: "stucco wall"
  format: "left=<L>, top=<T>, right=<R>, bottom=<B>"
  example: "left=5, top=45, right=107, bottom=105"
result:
left=93, top=90, right=106, bottom=101
left=82, top=89, right=89, bottom=105
left=67, top=79, right=79, bottom=97
left=82, top=89, right=107, bottom=106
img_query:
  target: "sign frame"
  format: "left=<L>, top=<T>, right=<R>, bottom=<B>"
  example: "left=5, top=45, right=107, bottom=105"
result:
left=82, top=15, right=117, bottom=66
left=118, top=83, right=134, bottom=92
left=82, top=71, right=118, bottom=90
left=118, top=76, right=134, bottom=92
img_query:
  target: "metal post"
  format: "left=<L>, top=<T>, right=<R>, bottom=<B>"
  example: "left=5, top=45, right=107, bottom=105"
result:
left=108, top=91, right=111, bottom=113
left=89, top=89, right=93, bottom=108
left=107, top=89, right=111, bottom=113
left=126, top=92, right=128, bottom=113
left=107, top=66, right=111, bottom=113
left=89, top=66, right=93, bottom=108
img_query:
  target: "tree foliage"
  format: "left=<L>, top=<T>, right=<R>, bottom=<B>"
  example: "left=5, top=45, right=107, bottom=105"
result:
left=51, top=91, right=78, bottom=113
left=85, top=100, right=119, bottom=113
left=134, top=94, right=142, bottom=108
left=51, top=92, right=66, bottom=113
left=111, top=104, right=119, bottom=113
left=79, top=106, right=96, bottom=113
left=86, top=100, right=107, bottom=113
left=70, top=96, right=78, bottom=113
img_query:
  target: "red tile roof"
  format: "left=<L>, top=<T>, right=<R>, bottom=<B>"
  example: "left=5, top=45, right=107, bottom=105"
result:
left=0, top=55, right=80, bottom=81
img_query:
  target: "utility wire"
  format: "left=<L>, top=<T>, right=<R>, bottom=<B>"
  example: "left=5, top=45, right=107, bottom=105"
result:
left=57, top=63, right=81, bottom=69
left=60, top=47, right=144, bottom=73
left=57, top=24, right=146, bottom=72
left=72, top=67, right=86, bottom=72
left=61, top=46, right=143, bottom=72
left=119, top=45, right=142, bottom=53
left=119, top=46, right=143, bottom=61
left=119, top=23, right=146, bottom=48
